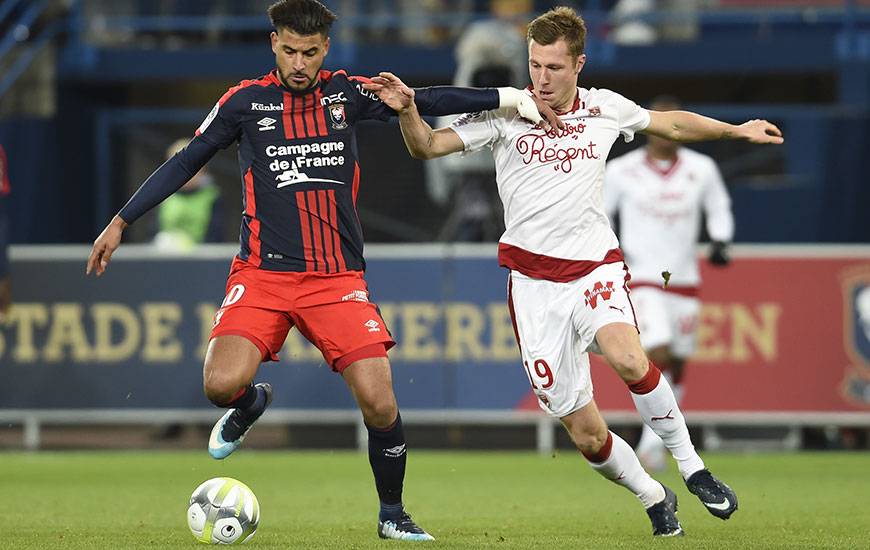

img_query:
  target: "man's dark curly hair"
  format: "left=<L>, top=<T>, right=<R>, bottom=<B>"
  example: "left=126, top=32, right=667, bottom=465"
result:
left=268, top=0, right=337, bottom=37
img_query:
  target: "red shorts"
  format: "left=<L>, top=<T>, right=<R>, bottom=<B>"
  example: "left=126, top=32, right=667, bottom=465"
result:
left=210, top=257, right=395, bottom=372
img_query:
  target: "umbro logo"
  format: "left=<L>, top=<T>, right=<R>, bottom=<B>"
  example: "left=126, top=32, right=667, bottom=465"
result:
left=384, top=444, right=406, bottom=458
left=257, top=117, right=277, bottom=131
left=364, top=319, right=381, bottom=332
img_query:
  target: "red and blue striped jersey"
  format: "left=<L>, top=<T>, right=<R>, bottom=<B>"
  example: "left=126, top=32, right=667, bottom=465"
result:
left=195, top=69, right=394, bottom=272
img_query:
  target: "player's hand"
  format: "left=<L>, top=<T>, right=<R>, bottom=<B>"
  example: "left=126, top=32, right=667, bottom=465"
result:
left=529, top=93, right=564, bottom=132
left=738, top=119, right=783, bottom=144
left=363, top=71, right=415, bottom=113
left=708, top=241, right=730, bottom=267
left=516, top=94, right=564, bottom=132
left=86, top=215, right=127, bottom=277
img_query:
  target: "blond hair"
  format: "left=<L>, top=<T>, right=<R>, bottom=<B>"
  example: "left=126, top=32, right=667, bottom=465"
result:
left=527, top=6, right=586, bottom=57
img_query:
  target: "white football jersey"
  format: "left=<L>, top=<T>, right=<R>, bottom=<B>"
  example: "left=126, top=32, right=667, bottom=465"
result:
left=604, top=147, right=734, bottom=287
left=450, top=87, right=649, bottom=281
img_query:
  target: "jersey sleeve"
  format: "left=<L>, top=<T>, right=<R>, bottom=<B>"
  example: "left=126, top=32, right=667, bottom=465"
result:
left=702, top=158, right=735, bottom=242
left=194, top=85, right=245, bottom=148
left=347, top=76, right=394, bottom=122
left=610, top=91, right=650, bottom=143
left=448, top=110, right=502, bottom=153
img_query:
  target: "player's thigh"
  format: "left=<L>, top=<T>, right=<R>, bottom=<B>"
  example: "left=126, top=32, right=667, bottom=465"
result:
left=668, top=294, right=701, bottom=359
left=293, top=273, right=395, bottom=371
left=210, top=260, right=295, bottom=362
left=630, top=287, right=673, bottom=351
left=509, top=272, right=593, bottom=417
left=575, top=263, right=647, bottom=379
left=203, top=335, right=263, bottom=394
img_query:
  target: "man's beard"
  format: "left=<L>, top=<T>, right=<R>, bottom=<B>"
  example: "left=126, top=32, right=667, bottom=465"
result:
left=278, top=66, right=319, bottom=91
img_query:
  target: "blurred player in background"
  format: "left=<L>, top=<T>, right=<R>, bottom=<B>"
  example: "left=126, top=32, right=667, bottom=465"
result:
left=153, top=138, right=225, bottom=251
left=604, top=95, right=735, bottom=471
left=367, top=6, right=782, bottom=538
left=87, top=0, right=556, bottom=542
left=0, top=144, right=10, bottom=320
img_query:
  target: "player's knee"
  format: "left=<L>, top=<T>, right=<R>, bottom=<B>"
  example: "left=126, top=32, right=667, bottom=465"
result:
left=574, top=427, right=609, bottom=456
left=203, top=369, right=243, bottom=406
left=609, top=350, right=648, bottom=382
left=360, top=397, right=398, bottom=428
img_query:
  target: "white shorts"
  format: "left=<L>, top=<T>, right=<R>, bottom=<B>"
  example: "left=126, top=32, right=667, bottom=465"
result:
left=508, top=262, right=637, bottom=418
left=631, top=286, right=701, bottom=358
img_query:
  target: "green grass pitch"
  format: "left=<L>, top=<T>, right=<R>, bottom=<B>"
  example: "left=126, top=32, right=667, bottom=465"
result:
left=3, top=451, right=868, bottom=549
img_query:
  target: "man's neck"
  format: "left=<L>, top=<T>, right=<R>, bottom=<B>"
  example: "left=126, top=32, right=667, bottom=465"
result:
left=646, top=146, right=678, bottom=161
left=553, top=88, right=578, bottom=115
left=277, top=69, right=320, bottom=94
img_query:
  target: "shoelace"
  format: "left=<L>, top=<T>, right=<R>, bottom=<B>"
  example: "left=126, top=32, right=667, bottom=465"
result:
left=222, top=409, right=256, bottom=442
left=393, top=514, right=425, bottom=534
left=689, top=471, right=720, bottom=494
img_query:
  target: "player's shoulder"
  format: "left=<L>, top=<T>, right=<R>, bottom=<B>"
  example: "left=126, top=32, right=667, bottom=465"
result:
left=580, top=86, right=634, bottom=105
left=320, top=69, right=382, bottom=103
left=217, top=72, right=279, bottom=108
left=679, top=147, right=718, bottom=167
left=607, top=147, right=643, bottom=173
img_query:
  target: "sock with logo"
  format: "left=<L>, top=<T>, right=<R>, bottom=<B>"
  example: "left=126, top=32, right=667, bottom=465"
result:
left=628, top=362, right=704, bottom=479
left=636, top=373, right=682, bottom=457
left=368, top=412, right=407, bottom=519
left=584, top=431, right=666, bottom=508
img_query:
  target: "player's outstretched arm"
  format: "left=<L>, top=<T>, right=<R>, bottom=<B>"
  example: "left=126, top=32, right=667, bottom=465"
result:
left=87, top=215, right=127, bottom=277
left=364, top=72, right=562, bottom=131
left=86, top=137, right=218, bottom=277
left=397, top=102, right=466, bottom=161
left=644, top=110, right=784, bottom=144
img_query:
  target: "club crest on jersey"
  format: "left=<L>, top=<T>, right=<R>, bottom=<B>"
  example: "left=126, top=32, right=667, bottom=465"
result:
left=840, top=265, right=870, bottom=405
left=328, top=103, right=347, bottom=130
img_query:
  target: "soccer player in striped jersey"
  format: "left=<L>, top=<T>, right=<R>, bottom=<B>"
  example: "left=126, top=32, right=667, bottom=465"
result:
left=86, top=0, right=558, bottom=542
left=371, top=6, right=783, bottom=538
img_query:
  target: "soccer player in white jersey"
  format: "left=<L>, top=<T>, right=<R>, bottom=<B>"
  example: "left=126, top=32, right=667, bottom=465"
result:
left=364, top=6, right=782, bottom=538
left=604, top=95, right=735, bottom=472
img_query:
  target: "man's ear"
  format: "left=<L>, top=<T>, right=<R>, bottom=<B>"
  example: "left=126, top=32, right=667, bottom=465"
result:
left=575, top=54, right=587, bottom=75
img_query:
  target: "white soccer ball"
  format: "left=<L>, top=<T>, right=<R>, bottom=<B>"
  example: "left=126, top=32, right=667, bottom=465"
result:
left=187, top=477, right=260, bottom=545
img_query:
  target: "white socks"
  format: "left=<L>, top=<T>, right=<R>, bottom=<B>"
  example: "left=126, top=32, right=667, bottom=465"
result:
left=629, top=364, right=704, bottom=479
left=636, top=375, right=684, bottom=458
left=586, top=431, right=665, bottom=508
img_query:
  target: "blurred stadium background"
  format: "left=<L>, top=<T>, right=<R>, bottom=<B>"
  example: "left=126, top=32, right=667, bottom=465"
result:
left=0, top=1, right=869, bottom=547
